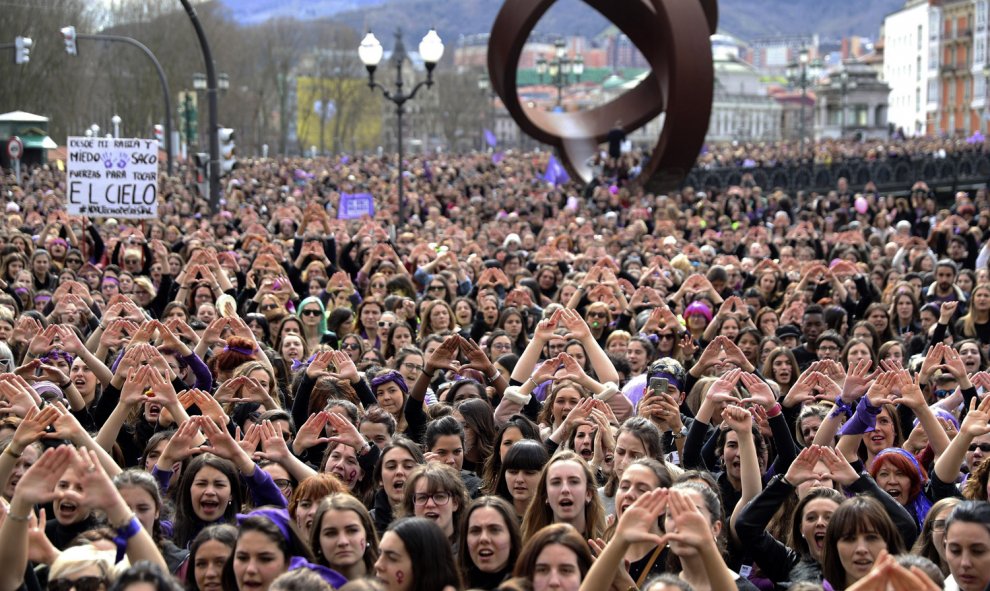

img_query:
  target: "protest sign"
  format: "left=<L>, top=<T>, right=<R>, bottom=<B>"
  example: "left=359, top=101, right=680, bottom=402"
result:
left=338, top=192, right=375, bottom=219
left=66, top=137, right=159, bottom=218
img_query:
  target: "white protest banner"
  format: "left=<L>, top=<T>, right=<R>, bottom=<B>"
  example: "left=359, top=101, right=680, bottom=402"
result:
left=66, top=137, right=159, bottom=219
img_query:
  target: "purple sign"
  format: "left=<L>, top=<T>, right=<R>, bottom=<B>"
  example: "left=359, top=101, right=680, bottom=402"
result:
left=337, top=192, right=375, bottom=219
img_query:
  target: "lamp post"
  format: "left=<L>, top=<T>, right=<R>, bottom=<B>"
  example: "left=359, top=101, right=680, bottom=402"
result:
left=111, top=114, right=121, bottom=138
left=536, top=38, right=583, bottom=109
left=359, top=28, right=444, bottom=228
left=90, top=124, right=100, bottom=137
left=787, top=48, right=810, bottom=155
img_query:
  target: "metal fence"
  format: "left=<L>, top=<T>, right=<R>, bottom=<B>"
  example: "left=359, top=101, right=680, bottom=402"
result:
left=677, top=152, right=990, bottom=195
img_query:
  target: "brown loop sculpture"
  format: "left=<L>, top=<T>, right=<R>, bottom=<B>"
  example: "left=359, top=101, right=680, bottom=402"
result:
left=488, top=0, right=717, bottom=191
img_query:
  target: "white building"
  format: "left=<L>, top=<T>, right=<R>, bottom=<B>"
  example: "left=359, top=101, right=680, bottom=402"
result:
left=883, top=0, right=932, bottom=136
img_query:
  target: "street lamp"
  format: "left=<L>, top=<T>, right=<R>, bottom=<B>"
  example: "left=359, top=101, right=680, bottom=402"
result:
left=359, top=28, right=444, bottom=228
left=192, top=72, right=207, bottom=91
left=218, top=73, right=230, bottom=92
left=111, top=114, right=122, bottom=138
left=537, top=38, right=583, bottom=109
left=90, top=123, right=100, bottom=137
left=787, top=47, right=810, bottom=156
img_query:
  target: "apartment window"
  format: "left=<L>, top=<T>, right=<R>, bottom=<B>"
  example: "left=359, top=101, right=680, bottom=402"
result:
left=919, top=25, right=924, bottom=50
left=916, top=87, right=922, bottom=112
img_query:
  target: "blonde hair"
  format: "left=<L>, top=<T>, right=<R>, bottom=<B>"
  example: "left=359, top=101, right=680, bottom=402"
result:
left=49, top=545, right=117, bottom=581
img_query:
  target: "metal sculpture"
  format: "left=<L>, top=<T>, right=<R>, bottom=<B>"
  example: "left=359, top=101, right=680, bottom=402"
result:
left=488, top=0, right=717, bottom=191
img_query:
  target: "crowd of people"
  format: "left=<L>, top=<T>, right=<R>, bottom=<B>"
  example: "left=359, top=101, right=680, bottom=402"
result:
left=0, top=145, right=989, bottom=591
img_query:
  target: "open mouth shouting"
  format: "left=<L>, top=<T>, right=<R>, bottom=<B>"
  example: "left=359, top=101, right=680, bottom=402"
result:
left=56, top=499, right=79, bottom=522
left=198, top=497, right=223, bottom=519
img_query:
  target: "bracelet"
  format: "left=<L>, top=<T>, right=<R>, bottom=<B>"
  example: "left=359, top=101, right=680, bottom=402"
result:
left=3, top=446, right=23, bottom=458
left=5, top=510, right=31, bottom=522
left=766, top=403, right=783, bottom=418
left=487, top=368, right=502, bottom=382
left=112, top=514, right=141, bottom=539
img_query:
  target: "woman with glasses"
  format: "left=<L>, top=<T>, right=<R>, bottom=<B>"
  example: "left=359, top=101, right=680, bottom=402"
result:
left=425, top=278, right=452, bottom=303
left=400, top=462, right=470, bottom=546
left=486, top=330, right=515, bottom=361
left=375, top=312, right=397, bottom=352
left=339, top=334, right=365, bottom=364
left=297, top=296, right=332, bottom=353
left=64, top=248, right=86, bottom=272
left=391, top=347, right=426, bottom=390
left=911, top=497, right=962, bottom=577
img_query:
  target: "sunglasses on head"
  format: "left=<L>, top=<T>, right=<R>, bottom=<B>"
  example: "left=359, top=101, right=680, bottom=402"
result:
left=49, top=577, right=106, bottom=591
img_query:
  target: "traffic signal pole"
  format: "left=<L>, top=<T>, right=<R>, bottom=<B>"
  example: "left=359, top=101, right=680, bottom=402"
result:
left=64, top=32, right=174, bottom=176
left=178, top=0, right=221, bottom=212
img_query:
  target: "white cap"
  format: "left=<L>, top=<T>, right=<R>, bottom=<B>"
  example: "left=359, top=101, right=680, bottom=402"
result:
left=5, top=202, right=18, bottom=213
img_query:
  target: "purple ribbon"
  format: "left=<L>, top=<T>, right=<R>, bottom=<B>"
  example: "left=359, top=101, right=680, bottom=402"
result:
left=223, top=344, right=255, bottom=356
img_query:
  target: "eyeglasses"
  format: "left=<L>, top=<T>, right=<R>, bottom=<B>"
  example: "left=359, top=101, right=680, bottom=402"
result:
left=49, top=577, right=107, bottom=591
left=401, top=362, right=424, bottom=372
left=273, top=478, right=293, bottom=491
left=968, top=443, right=990, bottom=453
left=261, top=304, right=279, bottom=311
left=413, top=492, right=451, bottom=506
left=587, top=311, right=608, bottom=319
left=342, top=342, right=362, bottom=351
left=492, top=343, right=512, bottom=351
left=65, top=258, right=82, bottom=265
left=428, top=285, right=445, bottom=292
left=378, top=321, right=392, bottom=327
left=932, top=519, right=947, bottom=532
left=658, top=333, right=676, bottom=341
left=301, top=309, right=322, bottom=317
left=817, top=345, right=840, bottom=353
left=934, top=389, right=954, bottom=399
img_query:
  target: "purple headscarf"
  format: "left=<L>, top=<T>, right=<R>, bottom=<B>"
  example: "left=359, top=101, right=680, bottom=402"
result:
left=236, top=507, right=348, bottom=587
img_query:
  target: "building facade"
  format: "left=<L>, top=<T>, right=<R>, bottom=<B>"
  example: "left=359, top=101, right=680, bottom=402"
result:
left=816, top=63, right=891, bottom=139
left=883, top=0, right=932, bottom=135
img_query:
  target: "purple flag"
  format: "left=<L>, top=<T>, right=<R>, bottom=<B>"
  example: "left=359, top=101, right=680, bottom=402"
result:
left=492, top=152, right=504, bottom=164
left=484, top=128, right=498, bottom=147
left=423, top=159, right=433, bottom=182
left=543, top=154, right=570, bottom=186
left=337, top=192, right=375, bottom=219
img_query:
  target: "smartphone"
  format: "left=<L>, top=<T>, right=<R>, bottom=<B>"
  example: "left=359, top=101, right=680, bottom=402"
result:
left=648, top=377, right=668, bottom=398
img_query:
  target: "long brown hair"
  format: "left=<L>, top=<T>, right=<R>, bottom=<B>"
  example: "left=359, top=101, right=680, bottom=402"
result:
left=520, top=451, right=605, bottom=542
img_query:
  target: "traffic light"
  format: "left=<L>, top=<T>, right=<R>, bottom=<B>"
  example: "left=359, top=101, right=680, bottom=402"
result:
left=193, top=152, right=210, bottom=182
left=61, top=26, right=77, bottom=55
left=14, top=36, right=32, bottom=65
left=218, top=127, right=238, bottom=174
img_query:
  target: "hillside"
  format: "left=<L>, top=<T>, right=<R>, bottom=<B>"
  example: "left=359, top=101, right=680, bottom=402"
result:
left=222, top=0, right=905, bottom=41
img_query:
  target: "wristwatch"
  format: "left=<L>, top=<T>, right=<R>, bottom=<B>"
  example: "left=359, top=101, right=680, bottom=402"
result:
left=671, top=425, right=688, bottom=440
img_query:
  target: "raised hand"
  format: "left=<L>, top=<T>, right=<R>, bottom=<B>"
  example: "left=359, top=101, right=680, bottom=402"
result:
left=614, top=488, right=669, bottom=546
left=293, top=411, right=331, bottom=454
left=707, top=367, right=742, bottom=406
left=722, top=404, right=753, bottom=432
left=864, top=371, right=895, bottom=407
left=784, top=445, right=824, bottom=486
left=740, top=372, right=776, bottom=410
left=9, top=445, right=74, bottom=506
left=818, top=445, right=860, bottom=486
left=783, top=369, right=817, bottom=409
left=426, top=334, right=461, bottom=373
left=325, top=412, right=369, bottom=451
left=841, top=358, right=874, bottom=403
